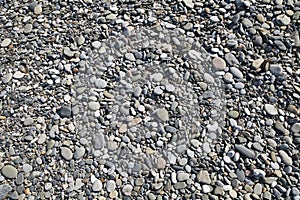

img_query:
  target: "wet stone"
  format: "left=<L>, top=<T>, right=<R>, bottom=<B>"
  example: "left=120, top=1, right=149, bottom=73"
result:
left=58, top=106, right=71, bottom=118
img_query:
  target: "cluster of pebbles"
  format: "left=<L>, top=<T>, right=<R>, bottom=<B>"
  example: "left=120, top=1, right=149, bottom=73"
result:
left=0, top=0, right=299, bottom=199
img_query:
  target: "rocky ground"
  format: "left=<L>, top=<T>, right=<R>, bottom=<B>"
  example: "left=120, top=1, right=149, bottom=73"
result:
left=0, top=0, right=299, bottom=199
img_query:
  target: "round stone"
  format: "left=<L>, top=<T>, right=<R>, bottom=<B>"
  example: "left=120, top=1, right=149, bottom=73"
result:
left=177, top=172, right=189, bottom=182
left=265, top=104, right=278, bottom=115
left=227, top=110, right=239, bottom=119
left=155, top=109, right=169, bottom=121
left=24, top=24, right=33, bottom=34
left=1, top=38, right=11, bottom=47
left=24, top=117, right=34, bottom=126
left=204, top=73, right=214, bottom=84
left=74, top=147, right=85, bottom=160
left=88, top=102, right=100, bottom=111
left=291, top=123, right=300, bottom=133
left=152, top=73, right=163, bottom=82
left=106, top=180, right=116, bottom=192
left=13, top=71, right=24, bottom=79
left=157, top=157, right=166, bottom=169
left=125, top=53, right=136, bottom=61
left=34, top=5, right=42, bottom=15
left=1, top=165, right=18, bottom=179
left=22, top=164, right=33, bottom=173
left=277, top=14, right=291, bottom=25
left=92, top=179, right=103, bottom=192
left=279, top=150, right=292, bottom=166
left=2, top=73, right=13, bottom=84
left=269, top=64, right=283, bottom=76
left=92, top=41, right=101, bottom=48
left=202, top=185, right=212, bottom=193
left=230, top=67, right=243, bottom=79
left=212, top=57, right=226, bottom=71
left=122, top=184, right=133, bottom=196
left=60, top=147, right=73, bottom=161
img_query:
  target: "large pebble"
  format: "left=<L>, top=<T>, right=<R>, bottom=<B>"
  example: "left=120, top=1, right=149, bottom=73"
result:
left=2, top=73, right=12, bottom=83
left=235, top=144, right=256, bottom=159
left=122, top=184, right=133, bottom=196
left=1, top=165, right=18, bottom=179
left=155, top=109, right=169, bottom=121
left=264, top=104, right=278, bottom=115
left=291, top=123, right=300, bottom=133
left=0, top=184, right=12, bottom=199
left=1, top=38, right=11, bottom=47
left=197, top=170, right=211, bottom=184
left=212, top=57, right=226, bottom=71
left=230, top=67, right=243, bottom=79
left=279, top=150, right=292, bottom=166
left=92, top=179, right=103, bottom=192
left=106, top=180, right=116, bottom=192
left=183, top=0, right=194, bottom=8
left=61, top=147, right=73, bottom=161
left=88, top=101, right=100, bottom=111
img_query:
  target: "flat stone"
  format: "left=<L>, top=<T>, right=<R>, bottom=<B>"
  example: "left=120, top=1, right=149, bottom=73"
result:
left=106, top=180, right=116, bottom=192
left=1, top=38, right=11, bottom=47
left=204, top=73, right=214, bottom=84
left=88, top=101, right=100, bottom=111
left=58, top=106, right=71, bottom=118
left=74, top=147, right=85, bottom=160
left=197, top=170, right=211, bottom=184
left=0, top=184, right=12, bottom=199
left=92, top=179, right=103, bottom=192
left=13, top=71, right=24, bottom=79
left=269, top=64, right=283, bottom=75
left=235, top=144, right=256, bottom=159
left=77, top=35, right=85, bottom=45
left=24, top=117, right=34, bottom=126
left=34, top=4, right=42, bottom=15
left=183, top=0, right=194, bottom=8
left=291, top=123, right=300, bottom=133
left=157, top=157, right=166, bottom=169
left=2, top=73, right=13, bottom=83
left=122, top=184, right=133, bottom=196
left=252, top=58, right=264, bottom=69
left=177, top=172, right=189, bottom=182
left=279, top=150, right=292, bottom=166
left=92, top=41, right=101, bottom=48
left=225, top=53, right=240, bottom=65
left=155, top=109, right=169, bottom=121
left=265, top=104, right=278, bottom=115
left=254, top=183, right=263, bottom=195
left=1, top=165, right=18, bottom=179
left=23, top=24, right=33, bottom=34
left=94, top=79, right=107, bottom=88
left=174, top=182, right=186, bottom=189
left=275, top=121, right=289, bottom=134
left=274, top=40, right=286, bottom=51
left=61, top=147, right=73, bottom=161
left=212, top=57, right=226, bottom=71
left=92, top=134, right=105, bottom=149
left=230, top=67, right=243, bottom=78
left=63, top=47, right=75, bottom=57
left=125, top=53, right=136, bottom=61
left=229, top=190, right=238, bottom=198
left=22, top=164, right=32, bottom=173
left=228, top=110, right=239, bottom=119
left=152, top=73, right=163, bottom=82
left=202, top=185, right=212, bottom=193
left=277, top=14, right=291, bottom=25
left=242, top=18, right=253, bottom=27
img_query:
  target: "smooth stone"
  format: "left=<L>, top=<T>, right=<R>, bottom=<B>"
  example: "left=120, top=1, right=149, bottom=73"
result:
left=152, top=73, right=163, bottom=82
left=225, top=53, right=240, bottom=65
left=1, top=165, right=18, bottom=179
left=264, top=191, right=272, bottom=200
left=212, top=57, right=226, bottom=71
left=269, top=64, right=283, bottom=76
left=265, top=104, right=278, bottom=115
left=0, top=184, right=12, bottom=199
left=242, top=18, right=253, bottom=28
left=157, top=157, right=166, bottom=169
left=230, top=67, right=243, bottom=79
left=122, top=184, right=133, bottom=196
left=210, top=16, right=220, bottom=22
left=274, top=40, right=286, bottom=51
left=287, top=105, right=299, bottom=115
left=23, top=24, right=33, bottom=34
left=275, top=121, right=289, bottom=134
left=291, top=123, right=300, bottom=133
left=92, top=179, right=103, bottom=192
left=92, top=41, right=101, bottom=48
left=13, top=71, right=24, bottom=79
left=177, top=172, right=189, bottom=182
left=95, top=79, right=107, bottom=88
left=24, top=117, right=33, bottom=126
left=277, top=14, right=291, bottom=25
left=106, top=180, right=116, bottom=192
left=235, top=144, right=256, bottom=159
left=183, top=0, right=194, bottom=8
left=224, top=72, right=233, bottom=83
left=125, top=53, right=136, bottom=61
left=63, top=47, right=74, bottom=57
left=92, top=134, right=105, bottom=150
left=77, top=35, right=85, bottom=45
left=74, top=147, right=85, bottom=160
left=254, top=183, right=263, bottom=195
left=60, top=147, right=73, bottom=161
left=278, top=150, right=292, bottom=166
left=202, top=185, right=212, bottom=193
left=197, top=170, right=211, bottom=184
left=252, top=58, right=264, bottom=69
left=228, top=110, right=239, bottom=119
left=88, top=101, right=100, bottom=111
left=229, top=190, right=238, bottom=198
left=204, top=73, right=214, bottom=84
left=22, top=164, right=32, bottom=173
left=16, top=173, right=24, bottom=185
left=58, top=106, right=71, bottom=118
left=1, top=38, right=11, bottom=47
left=2, top=73, right=13, bottom=83
left=155, top=109, right=169, bottom=121
left=34, top=4, right=42, bottom=15
left=174, top=182, right=186, bottom=189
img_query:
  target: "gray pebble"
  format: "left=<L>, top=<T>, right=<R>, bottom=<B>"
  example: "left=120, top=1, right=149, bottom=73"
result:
left=230, top=67, right=243, bottom=79
left=278, top=150, right=292, bottom=166
left=88, top=101, right=100, bottom=111
left=1, top=38, right=11, bottom=47
left=225, top=53, right=239, bottom=65
left=24, top=117, right=34, bottom=126
left=2, top=73, right=12, bottom=83
left=92, top=179, right=103, bottom=192
left=1, top=165, right=18, bottom=179
left=24, top=24, right=33, bottom=34
left=177, top=172, right=190, bottom=182
left=269, top=64, right=283, bottom=75
left=264, top=104, right=278, bottom=115
left=74, top=147, right=85, bottom=160
left=235, top=144, right=256, bottom=159
left=61, top=147, right=73, bottom=161
left=212, top=57, right=226, bottom=71
left=22, top=164, right=32, bottom=173
left=197, top=170, right=211, bottom=184
left=0, top=184, right=12, bottom=199
left=106, top=180, right=116, bottom=192
left=291, top=123, right=300, bottom=133
left=122, top=184, right=133, bottom=196
left=155, top=109, right=169, bottom=121
left=125, top=53, right=136, bottom=61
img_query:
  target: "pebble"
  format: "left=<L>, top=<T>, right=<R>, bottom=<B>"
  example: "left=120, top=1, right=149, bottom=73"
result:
left=24, top=24, right=33, bottom=34
left=24, top=117, right=34, bottom=126
left=183, top=0, right=194, bottom=8
left=106, top=180, right=116, bottom=192
left=88, top=101, right=100, bottom=111
left=60, top=147, right=73, bottom=161
left=264, top=104, right=278, bottom=115
left=22, top=164, right=33, bottom=173
left=0, top=184, right=12, bottom=199
left=122, top=184, right=133, bottom=196
left=13, top=71, right=24, bottom=79
left=1, top=38, right=11, bottom=47
left=125, top=53, right=136, bottom=61
left=92, top=179, right=103, bottom=192
left=225, top=53, right=239, bottom=65
left=228, top=110, right=239, bottom=119
left=269, top=64, right=283, bottom=76
left=155, top=109, right=169, bottom=121
left=92, top=41, right=101, bottom=48
left=63, top=47, right=74, bottom=57
left=212, top=57, right=226, bottom=71
left=291, top=123, right=300, bottom=133
left=202, top=185, right=212, bottom=193
left=204, top=73, right=214, bottom=84
left=235, top=144, right=256, bottom=159
left=177, top=172, right=189, bottom=182
left=277, top=14, right=291, bottom=25
left=230, top=67, right=243, bottom=79
left=1, top=165, right=18, bottom=179
left=2, top=73, right=13, bottom=84
left=74, top=147, right=85, bottom=160
left=278, top=150, right=292, bottom=166
left=197, top=170, right=211, bottom=184
left=157, top=157, right=166, bottom=169
left=34, top=4, right=42, bottom=15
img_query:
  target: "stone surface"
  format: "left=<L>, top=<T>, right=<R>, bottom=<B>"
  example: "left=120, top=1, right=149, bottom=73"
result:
left=1, top=165, right=18, bottom=179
